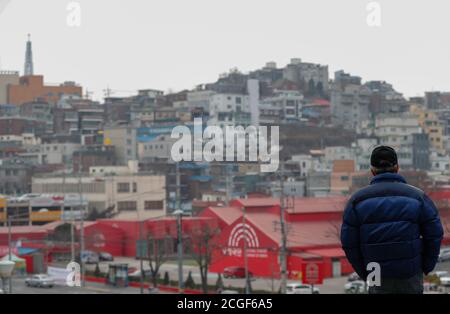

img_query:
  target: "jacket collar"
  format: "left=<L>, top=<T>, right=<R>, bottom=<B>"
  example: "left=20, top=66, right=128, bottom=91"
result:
left=370, top=172, right=407, bottom=185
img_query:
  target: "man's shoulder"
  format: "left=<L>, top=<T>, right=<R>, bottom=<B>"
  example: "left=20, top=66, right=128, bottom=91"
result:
left=349, top=182, right=425, bottom=205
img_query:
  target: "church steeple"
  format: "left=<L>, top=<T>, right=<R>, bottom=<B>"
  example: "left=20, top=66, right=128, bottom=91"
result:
left=24, top=34, right=34, bottom=76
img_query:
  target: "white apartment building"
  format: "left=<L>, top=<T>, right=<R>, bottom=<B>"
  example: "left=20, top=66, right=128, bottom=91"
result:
left=260, top=90, right=303, bottom=123
left=187, top=90, right=216, bottom=112
left=0, top=133, right=41, bottom=146
left=374, top=113, right=423, bottom=169
left=39, top=143, right=82, bottom=165
left=138, top=134, right=177, bottom=161
left=430, top=151, right=450, bottom=172
left=32, top=165, right=166, bottom=220
left=208, top=93, right=251, bottom=127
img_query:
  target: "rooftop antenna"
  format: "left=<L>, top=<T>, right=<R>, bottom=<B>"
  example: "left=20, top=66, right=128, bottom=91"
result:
left=24, top=33, right=34, bottom=76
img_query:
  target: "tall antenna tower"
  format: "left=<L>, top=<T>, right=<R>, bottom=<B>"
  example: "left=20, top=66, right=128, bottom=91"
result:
left=24, top=34, right=34, bottom=76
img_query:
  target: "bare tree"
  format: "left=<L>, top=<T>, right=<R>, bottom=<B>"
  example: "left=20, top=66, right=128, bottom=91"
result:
left=187, top=223, right=220, bottom=293
left=146, top=232, right=173, bottom=288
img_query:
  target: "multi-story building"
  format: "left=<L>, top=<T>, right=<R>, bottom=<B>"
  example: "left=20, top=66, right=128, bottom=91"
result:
left=138, top=134, right=177, bottom=161
left=103, top=125, right=138, bottom=164
left=0, top=159, right=33, bottom=195
left=20, top=101, right=54, bottom=133
left=411, top=105, right=445, bottom=154
left=32, top=166, right=166, bottom=220
left=283, top=58, right=329, bottom=97
left=39, top=142, right=82, bottom=165
left=374, top=112, right=427, bottom=170
left=0, top=117, right=47, bottom=136
left=7, top=75, right=82, bottom=106
left=260, top=90, right=303, bottom=124
left=0, top=71, right=19, bottom=105
left=331, top=71, right=371, bottom=130
left=72, top=145, right=117, bottom=173
left=365, top=81, right=409, bottom=114
left=208, top=93, right=251, bottom=127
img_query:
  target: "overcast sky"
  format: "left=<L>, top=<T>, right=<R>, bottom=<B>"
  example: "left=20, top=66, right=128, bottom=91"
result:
left=0, top=0, right=449, bottom=100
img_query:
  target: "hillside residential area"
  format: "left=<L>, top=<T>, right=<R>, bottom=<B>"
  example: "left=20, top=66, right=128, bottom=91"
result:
left=0, top=1, right=449, bottom=297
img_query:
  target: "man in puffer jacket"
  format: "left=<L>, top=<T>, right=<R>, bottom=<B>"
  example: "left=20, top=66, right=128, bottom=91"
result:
left=341, top=146, right=444, bottom=294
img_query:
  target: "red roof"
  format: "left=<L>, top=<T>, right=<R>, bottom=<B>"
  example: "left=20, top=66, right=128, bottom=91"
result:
left=288, top=196, right=347, bottom=214
left=230, top=196, right=347, bottom=214
left=230, top=198, right=279, bottom=208
left=305, top=247, right=346, bottom=258
left=242, top=211, right=343, bottom=249
left=205, top=206, right=242, bottom=226
left=0, top=226, right=46, bottom=235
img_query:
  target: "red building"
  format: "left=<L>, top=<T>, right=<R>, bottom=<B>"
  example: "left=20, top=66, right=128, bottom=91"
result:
left=200, top=197, right=353, bottom=279
left=1, top=194, right=449, bottom=279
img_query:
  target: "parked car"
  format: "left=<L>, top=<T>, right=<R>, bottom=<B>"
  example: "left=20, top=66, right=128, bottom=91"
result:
left=220, top=290, right=239, bottom=294
left=148, top=287, right=160, bottom=294
left=129, top=269, right=154, bottom=279
left=438, top=250, right=450, bottom=263
left=344, top=280, right=367, bottom=294
left=347, top=272, right=361, bottom=282
left=99, top=252, right=114, bottom=262
left=286, top=283, right=320, bottom=294
left=81, top=250, right=99, bottom=264
left=25, top=274, right=55, bottom=288
left=440, top=276, right=450, bottom=286
left=424, top=282, right=439, bottom=292
left=223, top=267, right=253, bottom=279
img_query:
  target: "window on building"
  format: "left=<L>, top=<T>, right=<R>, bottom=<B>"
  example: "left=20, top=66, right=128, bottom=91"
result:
left=117, top=182, right=130, bottom=193
left=144, top=200, right=164, bottom=211
left=132, top=182, right=137, bottom=193
left=117, top=201, right=137, bottom=211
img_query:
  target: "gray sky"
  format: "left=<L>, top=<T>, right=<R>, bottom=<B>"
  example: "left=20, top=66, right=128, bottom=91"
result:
left=0, top=0, right=449, bottom=100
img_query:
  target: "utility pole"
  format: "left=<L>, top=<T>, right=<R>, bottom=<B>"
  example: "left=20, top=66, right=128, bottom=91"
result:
left=279, top=161, right=288, bottom=295
left=78, top=151, right=85, bottom=287
left=243, top=206, right=250, bottom=294
left=139, top=219, right=144, bottom=294
left=225, top=164, right=231, bottom=206
left=7, top=216, right=12, bottom=294
left=62, top=168, right=75, bottom=262
left=175, top=163, right=184, bottom=293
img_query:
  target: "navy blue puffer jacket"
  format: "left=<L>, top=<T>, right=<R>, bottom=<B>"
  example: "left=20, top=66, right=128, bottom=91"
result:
left=341, top=173, right=444, bottom=279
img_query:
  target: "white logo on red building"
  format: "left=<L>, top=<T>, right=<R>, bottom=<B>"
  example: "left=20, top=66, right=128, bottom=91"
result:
left=223, top=223, right=268, bottom=258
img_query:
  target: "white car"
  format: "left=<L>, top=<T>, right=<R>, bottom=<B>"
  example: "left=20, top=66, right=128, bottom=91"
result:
left=286, top=283, right=320, bottom=294
left=440, top=277, right=450, bottom=286
left=25, top=274, right=55, bottom=288
left=438, top=249, right=450, bottom=262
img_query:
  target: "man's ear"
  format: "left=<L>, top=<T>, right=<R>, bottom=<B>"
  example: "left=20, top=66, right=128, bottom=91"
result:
left=394, top=164, right=399, bottom=173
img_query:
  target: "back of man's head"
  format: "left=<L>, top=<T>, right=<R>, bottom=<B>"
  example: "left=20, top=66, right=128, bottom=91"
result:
left=370, top=146, right=399, bottom=175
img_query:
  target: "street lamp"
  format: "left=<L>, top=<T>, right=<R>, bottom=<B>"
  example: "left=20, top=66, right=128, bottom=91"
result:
left=173, top=209, right=184, bottom=293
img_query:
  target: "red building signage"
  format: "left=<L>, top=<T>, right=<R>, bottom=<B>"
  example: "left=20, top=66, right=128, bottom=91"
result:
left=301, top=261, right=324, bottom=285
